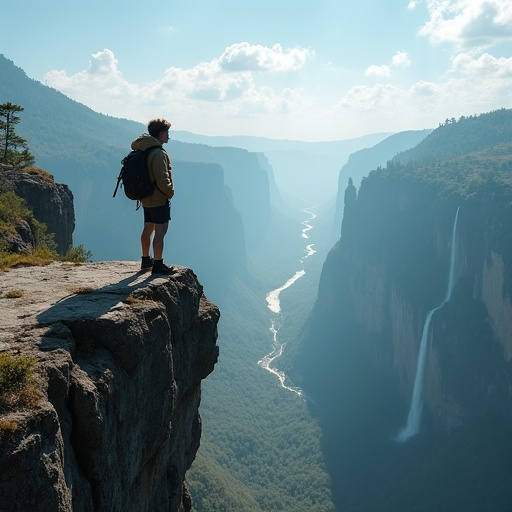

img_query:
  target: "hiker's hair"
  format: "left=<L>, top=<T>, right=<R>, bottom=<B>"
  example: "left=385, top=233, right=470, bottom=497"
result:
left=148, top=118, right=171, bottom=138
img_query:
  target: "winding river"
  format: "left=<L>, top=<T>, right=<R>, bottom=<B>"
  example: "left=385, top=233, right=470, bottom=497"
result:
left=257, top=206, right=318, bottom=396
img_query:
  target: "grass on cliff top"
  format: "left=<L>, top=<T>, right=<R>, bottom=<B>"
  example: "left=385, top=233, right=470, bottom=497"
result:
left=0, top=352, right=40, bottom=413
left=21, top=167, right=54, bottom=183
left=0, top=352, right=41, bottom=437
left=0, top=176, right=93, bottom=272
left=0, top=244, right=92, bottom=272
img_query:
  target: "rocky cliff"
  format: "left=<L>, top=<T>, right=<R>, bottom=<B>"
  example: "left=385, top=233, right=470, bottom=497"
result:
left=0, top=57, right=251, bottom=281
left=299, top=113, right=512, bottom=510
left=0, top=166, right=74, bottom=254
left=170, top=141, right=271, bottom=251
left=0, top=261, right=219, bottom=512
left=310, top=168, right=512, bottom=430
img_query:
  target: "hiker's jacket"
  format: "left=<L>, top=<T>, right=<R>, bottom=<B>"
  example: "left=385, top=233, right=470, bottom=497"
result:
left=131, top=134, right=174, bottom=207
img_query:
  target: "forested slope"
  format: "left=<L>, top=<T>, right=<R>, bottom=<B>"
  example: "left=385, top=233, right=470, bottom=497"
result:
left=299, top=108, right=512, bottom=512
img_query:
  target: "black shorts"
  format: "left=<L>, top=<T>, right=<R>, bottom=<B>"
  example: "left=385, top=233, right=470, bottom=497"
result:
left=143, top=201, right=171, bottom=224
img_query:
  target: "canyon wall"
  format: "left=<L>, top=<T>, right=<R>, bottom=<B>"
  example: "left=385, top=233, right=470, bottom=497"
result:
left=0, top=166, right=74, bottom=254
left=310, top=173, right=512, bottom=430
left=299, top=115, right=512, bottom=509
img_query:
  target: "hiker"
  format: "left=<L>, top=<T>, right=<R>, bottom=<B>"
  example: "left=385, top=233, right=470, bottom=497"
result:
left=131, top=118, right=175, bottom=275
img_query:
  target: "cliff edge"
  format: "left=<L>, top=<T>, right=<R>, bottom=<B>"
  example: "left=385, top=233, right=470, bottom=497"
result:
left=0, top=166, right=75, bottom=255
left=0, top=261, right=220, bottom=512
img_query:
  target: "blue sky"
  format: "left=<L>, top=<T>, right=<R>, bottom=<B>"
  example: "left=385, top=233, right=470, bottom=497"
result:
left=2, top=0, right=512, bottom=141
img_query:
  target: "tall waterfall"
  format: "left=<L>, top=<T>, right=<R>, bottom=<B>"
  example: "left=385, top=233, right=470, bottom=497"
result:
left=396, top=207, right=460, bottom=442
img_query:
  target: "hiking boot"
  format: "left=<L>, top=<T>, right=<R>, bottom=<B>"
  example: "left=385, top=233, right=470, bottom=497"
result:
left=151, top=260, right=174, bottom=275
left=140, top=256, right=153, bottom=271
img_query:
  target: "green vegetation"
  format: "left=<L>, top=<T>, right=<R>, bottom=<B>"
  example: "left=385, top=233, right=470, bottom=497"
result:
left=0, top=419, right=18, bottom=438
left=0, top=352, right=39, bottom=413
left=59, top=244, right=93, bottom=264
left=189, top=278, right=334, bottom=512
left=21, top=166, right=54, bottom=183
left=356, top=112, right=512, bottom=300
left=379, top=143, right=512, bottom=197
left=0, top=188, right=56, bottom=249
left=2, top=288, right=24, bottom=298
left=67, top=285, right=94, bottom=295
left=0, top=102, right=35, bottom=167
left=299, top=108, right=512, bottom=511
left=342, top=110, right=512, bottom=309
left=0, top=103, right=92, bottom=269
left=381, top=110, right=512, bottom=197
left=0, top=184, right=92, bottom=270
left=0, top=181, right=57, bottom=269
left=395, top=108, right=512, bottom=166
left=187, top=210, right=335, bottom=512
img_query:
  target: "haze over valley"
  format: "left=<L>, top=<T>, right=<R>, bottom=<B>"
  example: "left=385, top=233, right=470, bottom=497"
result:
left=2, top=49, right=512, bottom=512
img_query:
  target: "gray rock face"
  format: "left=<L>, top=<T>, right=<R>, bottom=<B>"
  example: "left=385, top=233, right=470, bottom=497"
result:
left=0, top=167, right=75, bottom=254
left=0, top=261, right=219, bottom=512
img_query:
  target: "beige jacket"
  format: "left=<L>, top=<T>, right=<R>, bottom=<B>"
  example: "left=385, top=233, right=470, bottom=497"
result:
left=130, top=134, right=174, bottom=207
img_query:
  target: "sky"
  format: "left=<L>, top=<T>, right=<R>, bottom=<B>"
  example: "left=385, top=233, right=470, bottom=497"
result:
left=2, top=0, right=512, bottom=142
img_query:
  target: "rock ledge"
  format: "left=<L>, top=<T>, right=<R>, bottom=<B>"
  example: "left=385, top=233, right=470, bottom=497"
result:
left=0, top=261, right=219, bottom=512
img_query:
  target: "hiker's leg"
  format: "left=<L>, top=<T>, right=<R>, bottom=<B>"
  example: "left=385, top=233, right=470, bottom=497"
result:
left=141, top=222, right=155, bottom=257
left=152, top=222, right=169, bottom=260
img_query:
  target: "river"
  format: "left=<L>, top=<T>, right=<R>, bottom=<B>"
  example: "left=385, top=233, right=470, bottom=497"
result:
left=257, top=205, right=319, bottom=396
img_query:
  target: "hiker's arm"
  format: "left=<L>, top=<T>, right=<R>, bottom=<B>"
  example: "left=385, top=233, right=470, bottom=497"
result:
left=151, top=152, right=174, bottom=198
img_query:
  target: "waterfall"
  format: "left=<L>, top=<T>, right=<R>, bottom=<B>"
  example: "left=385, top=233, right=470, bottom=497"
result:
left=395, top=207, right=460, bottom=442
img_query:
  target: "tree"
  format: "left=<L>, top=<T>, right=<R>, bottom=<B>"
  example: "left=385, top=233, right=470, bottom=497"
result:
left=0, top=102, right=35, bottom=167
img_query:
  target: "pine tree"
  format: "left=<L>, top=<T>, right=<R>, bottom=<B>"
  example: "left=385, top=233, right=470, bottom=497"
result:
left=0, top=102, right=35, bottom=167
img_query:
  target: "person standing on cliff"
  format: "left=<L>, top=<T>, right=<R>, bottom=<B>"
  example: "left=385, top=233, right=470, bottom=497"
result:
left=131, top=118, right=175, bottom=275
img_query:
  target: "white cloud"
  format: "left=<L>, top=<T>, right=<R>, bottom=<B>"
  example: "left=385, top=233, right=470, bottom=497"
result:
left=219, top=42, right=312, bottom=72
left=420, top=0, right=512, bottom=47
left=365, top=64, right=392, bottom=77
left=87, top=49, right=120, bottom=77
left=42, top=46, right=310, bottom=126
left=365, top=51, right=410, bottom=79
left=42, top=49, right=137, bottom=118
left=407, top=1, right=418, bottom=10
left=335, top=67, right=512, bottom=134
left=38, top=42, right=512, bottom=141
left=451, top=52, right=512, bottom=76
left=410, top=80, right=437, bottom=96
left=392, top=50, right=412, bottom=68
left=44, top=49, right=124, bottom=91
left=157, top=60, right=252, bottom=102
left=337, top=83, right=403, bottom=112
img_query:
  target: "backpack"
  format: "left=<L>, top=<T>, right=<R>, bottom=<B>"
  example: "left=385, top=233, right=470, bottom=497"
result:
left=113, top=146, right=162, bottom=203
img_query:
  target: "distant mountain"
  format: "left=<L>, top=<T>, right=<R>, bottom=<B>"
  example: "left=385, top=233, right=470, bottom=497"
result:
left=332, top=129, right=433, bottom=237
left=5, top=53, right=470, bottom=511
left=395, top=109, right=512, bottom=165
left=299, top=108, right=512, bottom=511
left=0, top=53, right=399, bottom=511
left=0, top=55, right=263, bottom=298
left=0, top=54, right=338, bottom=510
left=173, top=130, right=393, bottom=203
left=0, top=53, right=396, bottom=295
left=168, top=141, right=271, bottom=250
left=171, top=130, right=392, bottom=156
